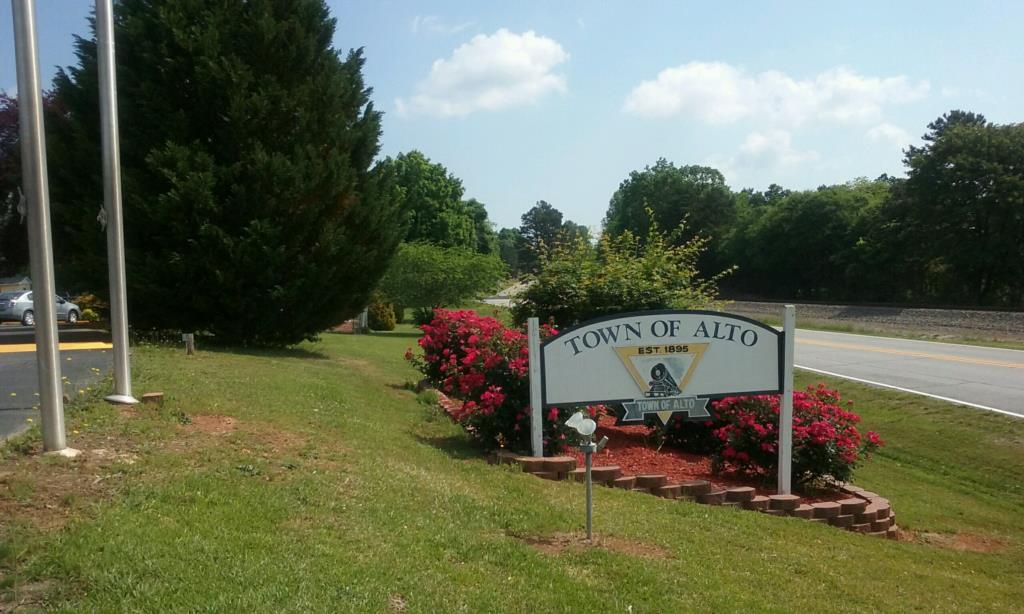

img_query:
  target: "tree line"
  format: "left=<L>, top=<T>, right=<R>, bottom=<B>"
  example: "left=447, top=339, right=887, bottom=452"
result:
left=387, top=109, right=1023, bottom=310
left=601, top=111, right=1023, bottom=308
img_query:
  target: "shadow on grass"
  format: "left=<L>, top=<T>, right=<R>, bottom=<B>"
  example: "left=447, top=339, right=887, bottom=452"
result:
left=197, top=344, right=329, bottom=361
left=413, top=433, right=485, bottom=461
left=367, top=331, right=421, bottom=339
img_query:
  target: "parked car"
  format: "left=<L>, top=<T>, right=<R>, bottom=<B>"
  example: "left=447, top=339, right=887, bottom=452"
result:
left=0, top=291, right=81, bottom=326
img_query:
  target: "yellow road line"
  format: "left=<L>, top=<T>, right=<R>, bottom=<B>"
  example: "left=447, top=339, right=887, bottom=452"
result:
left=0, top=342, right=112, bottom=354
left=798, top=338, right=1024, bottom=369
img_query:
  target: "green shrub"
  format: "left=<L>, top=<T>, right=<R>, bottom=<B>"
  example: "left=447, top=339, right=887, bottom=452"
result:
left=513, top=215, right=732, bottom=327
left=411, top=307, right=435, bottom=327
left=79, top=308, right=100, bottom=322
left=377, top=242, right=506, bottom=313
left=368, top=299, right=396, bottom=331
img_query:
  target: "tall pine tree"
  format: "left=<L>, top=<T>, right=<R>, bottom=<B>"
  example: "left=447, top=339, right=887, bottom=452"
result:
left=47, top=0, right=404, bottom=345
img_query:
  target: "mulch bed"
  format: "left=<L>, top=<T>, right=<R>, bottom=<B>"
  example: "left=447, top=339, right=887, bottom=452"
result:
left=568, top=414, right=847, bottom=503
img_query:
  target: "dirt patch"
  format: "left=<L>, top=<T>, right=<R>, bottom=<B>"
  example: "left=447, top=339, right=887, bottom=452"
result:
left=388, top=594, right=408, bottom=612
left=243, top=424, right=304, bottom=453
left=904, top=529, right=1009, bottom=553
left=511, top=531, right=672, bottom=559
left=183, top=415, right=237, bottom=436
left=0, top=579, right=56, bottom=612
left=0, top=445, right=138, bottom=531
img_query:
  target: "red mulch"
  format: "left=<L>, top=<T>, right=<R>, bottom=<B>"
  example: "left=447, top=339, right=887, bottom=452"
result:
left=568, top=415, right=846, bottom=503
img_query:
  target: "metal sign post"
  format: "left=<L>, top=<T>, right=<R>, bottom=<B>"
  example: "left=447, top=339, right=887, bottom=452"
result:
left=527, top=317, right=543, bottom=457
left=11, top=0, right=68, bottom=451
left=566, top=411, right=607, bottom=541
left=96, top=0, right=138, bottom=405
left=777, top=305, right=796, bottom=494
left=582, top=437, right=595, bottom=539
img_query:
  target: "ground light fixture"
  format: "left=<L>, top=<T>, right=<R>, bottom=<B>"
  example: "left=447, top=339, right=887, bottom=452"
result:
left=565, top=411, right=608, bottom=541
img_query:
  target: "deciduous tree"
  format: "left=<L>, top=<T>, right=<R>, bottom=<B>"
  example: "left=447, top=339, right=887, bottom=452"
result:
left=377, top=242, right=506, bottom=314
left=604, top=159, right=736, bottom=258
left=883, top=111, right=1024, bottom=306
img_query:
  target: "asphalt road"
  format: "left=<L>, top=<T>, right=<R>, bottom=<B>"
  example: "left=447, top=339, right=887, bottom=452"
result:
left=794, top=329, right=1024, bottom=418
left=0, top=325, right=112, bottom=439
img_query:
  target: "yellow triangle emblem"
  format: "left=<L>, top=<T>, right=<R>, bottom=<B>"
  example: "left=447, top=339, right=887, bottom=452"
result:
left=614, top=343, right=710, bottom=397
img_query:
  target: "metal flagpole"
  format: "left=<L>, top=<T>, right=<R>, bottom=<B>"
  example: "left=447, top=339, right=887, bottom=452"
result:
left=96, top=0, right=138, bottom=405
left=11, top=0, right=68, bottom=452
left=777, top=305, right=795, bottom=494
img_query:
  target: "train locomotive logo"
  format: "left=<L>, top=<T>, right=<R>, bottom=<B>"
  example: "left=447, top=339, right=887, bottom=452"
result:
left=614, top=343, right=712, bottom=425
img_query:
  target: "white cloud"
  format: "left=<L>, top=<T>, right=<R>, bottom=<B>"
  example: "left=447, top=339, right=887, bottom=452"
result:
left=866, top=122, right=911, bottom=146
left=623, top=62, right=929, bottom=126
left=396, top=29, right=569, bottom=117
left=411, top=15, right=474, bottom=36
left=708, top=130, right=818, bottom=183
left=739, top=130, right=819, bottom=167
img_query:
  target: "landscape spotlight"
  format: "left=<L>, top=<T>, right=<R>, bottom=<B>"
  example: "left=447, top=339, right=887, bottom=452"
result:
left=565, top=411, right=597, bottom=437
left=565, top=410, right=607, bottom=541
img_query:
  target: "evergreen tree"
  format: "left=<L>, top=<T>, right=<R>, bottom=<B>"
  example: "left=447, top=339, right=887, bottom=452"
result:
left=463, top=198, right=498, bottom=254
left=0, top=93, right=29, bottom=277
left=47, top=0, right=404, bottom=345
left=497, top=227, right=522, bottom=274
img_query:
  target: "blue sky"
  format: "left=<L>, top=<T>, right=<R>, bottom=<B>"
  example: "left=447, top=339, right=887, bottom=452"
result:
left=2, top=1, right=1021, bottom=231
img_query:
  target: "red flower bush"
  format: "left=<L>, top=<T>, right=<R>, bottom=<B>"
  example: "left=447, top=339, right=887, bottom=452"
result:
left=410, top=310, right=884, bottom=483
left=665, top=384, right=883, bottom=485
left=408, top=309, right=573, bottom=454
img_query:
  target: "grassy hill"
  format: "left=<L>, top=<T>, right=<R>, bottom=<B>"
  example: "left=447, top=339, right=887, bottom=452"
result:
left=1, top=327, right=1021, bottom=611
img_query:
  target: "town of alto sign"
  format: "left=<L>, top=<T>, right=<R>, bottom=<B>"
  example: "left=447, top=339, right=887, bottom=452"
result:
left=540, top=310, right=784, bottom=425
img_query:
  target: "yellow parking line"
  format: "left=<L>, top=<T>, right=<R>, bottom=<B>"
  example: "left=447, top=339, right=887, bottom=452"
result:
left=0, top=342, right=112, bottom=354
left=798, top=338, right=1024, bottom=369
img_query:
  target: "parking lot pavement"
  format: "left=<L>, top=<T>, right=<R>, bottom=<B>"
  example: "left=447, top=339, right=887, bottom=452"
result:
left=0, top=408, right=38, bottom=441
left=0, top=325, right=113, bottom=438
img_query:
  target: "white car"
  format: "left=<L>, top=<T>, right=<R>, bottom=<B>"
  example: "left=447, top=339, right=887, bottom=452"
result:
left=0, top=291, right=81, bottom=326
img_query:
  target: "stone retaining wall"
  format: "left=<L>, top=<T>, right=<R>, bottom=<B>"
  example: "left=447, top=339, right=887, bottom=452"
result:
left=493, top=450, right=897, bottom=539
left=435, top=388, right=896, bottom=539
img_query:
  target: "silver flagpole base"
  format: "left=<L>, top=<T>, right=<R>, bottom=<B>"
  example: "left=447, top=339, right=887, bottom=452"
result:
left=105, top=393, right=139, bottom=405
left=44, top=448, right=82, bottom=458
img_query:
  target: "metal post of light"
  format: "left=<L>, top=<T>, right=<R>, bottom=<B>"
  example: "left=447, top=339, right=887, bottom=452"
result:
left=565, top=411, right=608, bottom=541
left=11, top=0, right=69, bottom=452
left=96, top=0, right=138, bottom=405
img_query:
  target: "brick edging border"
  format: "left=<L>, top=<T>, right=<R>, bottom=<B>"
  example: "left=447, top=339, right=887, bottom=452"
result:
left=432, top=386, right=897, bottom=539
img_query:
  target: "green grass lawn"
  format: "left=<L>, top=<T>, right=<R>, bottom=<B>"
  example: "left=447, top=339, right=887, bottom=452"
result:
left=1, top=329, right=1022, bottom=612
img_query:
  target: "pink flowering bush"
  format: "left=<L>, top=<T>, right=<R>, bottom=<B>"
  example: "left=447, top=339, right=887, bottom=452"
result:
left=407, top=309, right=576, bottom=454
left=665, top=384, right=883, bottom=485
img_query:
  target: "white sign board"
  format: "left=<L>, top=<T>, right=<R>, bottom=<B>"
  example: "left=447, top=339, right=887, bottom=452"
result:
left=540, top=310, right=783, bottom=425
